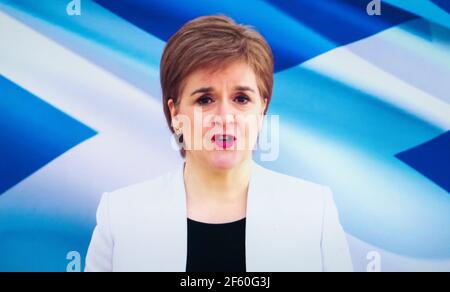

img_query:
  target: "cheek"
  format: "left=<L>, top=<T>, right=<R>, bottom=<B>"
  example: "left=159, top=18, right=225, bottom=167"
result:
left=180, top=107, right=200, bottom=133
left=237, top=114, right=262, bottom=141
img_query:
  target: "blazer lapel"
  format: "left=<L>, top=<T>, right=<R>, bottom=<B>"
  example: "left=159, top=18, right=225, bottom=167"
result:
left=165, top=160, right=283, bottom=272
left=246, top=161, right=285, bottom=272
left=165, top=161, right=188, bottom=271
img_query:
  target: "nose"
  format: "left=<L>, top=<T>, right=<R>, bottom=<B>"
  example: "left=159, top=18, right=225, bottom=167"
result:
left=212, top=98, right=235, bottom=128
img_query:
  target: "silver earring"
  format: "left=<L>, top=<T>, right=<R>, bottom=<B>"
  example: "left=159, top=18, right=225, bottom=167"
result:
left=172, top=126, right=184, bottom=147
left=173, top=126, right=182, bottom=136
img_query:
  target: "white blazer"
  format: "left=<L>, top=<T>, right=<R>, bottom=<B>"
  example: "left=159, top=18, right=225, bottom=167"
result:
left=85, top=160, right=353, bottom=272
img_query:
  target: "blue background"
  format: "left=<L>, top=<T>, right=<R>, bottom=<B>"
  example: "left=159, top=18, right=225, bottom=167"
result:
left=0, top=0, right=449, bottom=271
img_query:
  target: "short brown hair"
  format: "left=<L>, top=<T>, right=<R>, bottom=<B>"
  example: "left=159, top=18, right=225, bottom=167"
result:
left=160, top=14, right=274, bottom=157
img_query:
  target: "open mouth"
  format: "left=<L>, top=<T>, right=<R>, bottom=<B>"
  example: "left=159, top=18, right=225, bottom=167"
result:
left=211, top=134, right=237, bottom=149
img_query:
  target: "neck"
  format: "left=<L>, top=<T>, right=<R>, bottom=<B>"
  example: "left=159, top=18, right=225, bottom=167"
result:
left=183, top=155, right=252, bottom=202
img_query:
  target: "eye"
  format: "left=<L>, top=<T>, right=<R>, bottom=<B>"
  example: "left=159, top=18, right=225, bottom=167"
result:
left=196, top=95, right=214, bottom=105
left=234, top=95, right=250, bottom=104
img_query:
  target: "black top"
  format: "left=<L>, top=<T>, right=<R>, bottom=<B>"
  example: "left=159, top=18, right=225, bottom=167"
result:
left=186, top=217, right=246, bottom=272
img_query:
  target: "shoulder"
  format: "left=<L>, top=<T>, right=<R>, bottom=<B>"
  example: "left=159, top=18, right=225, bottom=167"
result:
left=252, top=163, right=333, bottom=208
left=102, top=166, right=180, bottom=215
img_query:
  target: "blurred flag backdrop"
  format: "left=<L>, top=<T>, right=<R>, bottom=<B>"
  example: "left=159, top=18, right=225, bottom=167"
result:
left=0, top=0, right=449, bottom=271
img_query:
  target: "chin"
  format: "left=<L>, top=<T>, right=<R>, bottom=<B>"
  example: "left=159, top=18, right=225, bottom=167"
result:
left=207, top=150, right=243, bottom=170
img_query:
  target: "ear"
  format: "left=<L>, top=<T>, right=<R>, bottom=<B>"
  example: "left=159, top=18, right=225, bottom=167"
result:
left=258, top=97, right=267, bottom=131
left=262, top=97, right=268, bottom=115
left=168, top=98, right=181, bottom=132
left=167, top=98, right=177, bottom=119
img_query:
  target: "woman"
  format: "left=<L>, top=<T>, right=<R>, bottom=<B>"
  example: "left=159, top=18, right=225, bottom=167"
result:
left=85, top=15, right=352, bottom=272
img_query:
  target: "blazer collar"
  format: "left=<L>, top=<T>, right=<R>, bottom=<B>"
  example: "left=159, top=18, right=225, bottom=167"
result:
left=167, top=160, right=278, bottom=272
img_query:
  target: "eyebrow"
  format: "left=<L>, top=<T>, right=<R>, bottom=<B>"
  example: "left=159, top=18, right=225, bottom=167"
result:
left=190, top=86, right=256, bottom=96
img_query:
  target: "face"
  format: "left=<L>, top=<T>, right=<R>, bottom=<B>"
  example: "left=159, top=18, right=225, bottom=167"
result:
left=168, top=60, right=267, bottom=170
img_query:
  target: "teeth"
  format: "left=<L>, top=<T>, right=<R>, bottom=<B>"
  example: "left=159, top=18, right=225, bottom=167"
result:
left=216, top=135, right=233, bottom=142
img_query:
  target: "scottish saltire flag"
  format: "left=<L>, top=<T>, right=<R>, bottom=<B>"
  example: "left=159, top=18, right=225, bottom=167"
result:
left=0, top=0, right=449, bottom=272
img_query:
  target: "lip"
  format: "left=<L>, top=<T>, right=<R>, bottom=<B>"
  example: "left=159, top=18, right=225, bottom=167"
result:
left=211, top=134, right=237, bottom=149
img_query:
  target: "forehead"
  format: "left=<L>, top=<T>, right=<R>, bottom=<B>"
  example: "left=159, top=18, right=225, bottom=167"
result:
left=182, top=61, right=258, bottom=93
